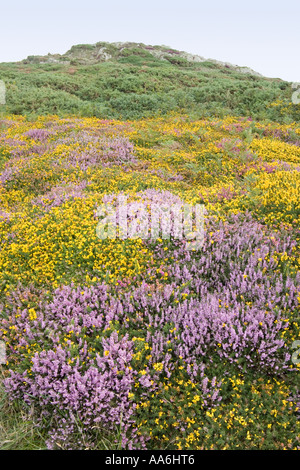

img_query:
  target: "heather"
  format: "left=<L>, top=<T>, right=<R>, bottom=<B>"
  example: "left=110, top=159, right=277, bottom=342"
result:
left=0, top=114, right=299, bottom=449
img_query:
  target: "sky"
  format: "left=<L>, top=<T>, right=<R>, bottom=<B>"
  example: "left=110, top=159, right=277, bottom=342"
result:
left=0, top=0, right=299, bottom=82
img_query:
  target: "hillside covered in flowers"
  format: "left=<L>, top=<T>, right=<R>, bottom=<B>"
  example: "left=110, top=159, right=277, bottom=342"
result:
left=0, top=113, right=299, bottom=449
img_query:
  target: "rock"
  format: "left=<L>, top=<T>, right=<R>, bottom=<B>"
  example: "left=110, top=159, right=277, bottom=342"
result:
left=17, top=41, right=264, bottom=77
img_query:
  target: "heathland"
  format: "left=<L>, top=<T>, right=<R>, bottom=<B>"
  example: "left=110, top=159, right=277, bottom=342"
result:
left=0, top=42, right=299, bottom=449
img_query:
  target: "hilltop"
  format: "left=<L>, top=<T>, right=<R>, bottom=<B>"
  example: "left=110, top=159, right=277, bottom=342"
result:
left=23, top=41, right=263, bottom=77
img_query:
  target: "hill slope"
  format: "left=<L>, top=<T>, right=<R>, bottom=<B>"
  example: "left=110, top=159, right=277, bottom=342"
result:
left=0, top=41, right=298, bottom=122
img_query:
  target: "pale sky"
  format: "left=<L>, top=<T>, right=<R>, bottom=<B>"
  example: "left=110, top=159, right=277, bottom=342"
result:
left=0, top=0, right=299, bottom=82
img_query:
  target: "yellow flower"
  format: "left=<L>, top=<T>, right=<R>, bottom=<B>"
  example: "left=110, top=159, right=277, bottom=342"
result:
left=28, top=308, right=37, bottom=321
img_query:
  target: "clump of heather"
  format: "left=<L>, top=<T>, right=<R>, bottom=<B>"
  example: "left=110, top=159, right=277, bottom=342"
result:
left=31, top=181, right=90, bottom=211
left=101, top=137, right=136, bottom=165
left=24, top=128, right=50, bottom=141
left=1, top=283, right=148, bottom=449
left=6, top=333, right=140, bottom=449
left=0, top=209, right=11, bottom=222
left=58, top=136, right=136, bottom=171
left=0, top=164, right=21, bottom=186
left=144, top=212, right=299, bottom=372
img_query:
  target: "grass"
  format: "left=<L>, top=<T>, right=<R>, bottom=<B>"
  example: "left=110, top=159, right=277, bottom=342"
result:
left=0, top=370, right=48, bottom=450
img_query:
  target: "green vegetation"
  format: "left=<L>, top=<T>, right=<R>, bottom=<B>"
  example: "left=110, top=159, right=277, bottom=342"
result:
left=0, top=42, right=298, bottom=122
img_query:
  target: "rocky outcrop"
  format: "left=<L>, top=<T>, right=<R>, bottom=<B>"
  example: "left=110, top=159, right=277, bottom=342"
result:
left=21, top=41, right=263, bottom=77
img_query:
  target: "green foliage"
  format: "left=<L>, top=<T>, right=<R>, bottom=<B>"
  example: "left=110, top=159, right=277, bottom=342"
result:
left=0, top=52, right=298, bottom=122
